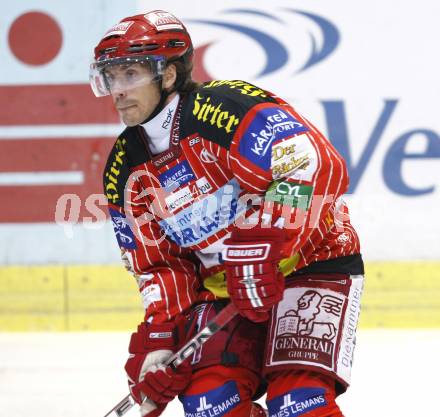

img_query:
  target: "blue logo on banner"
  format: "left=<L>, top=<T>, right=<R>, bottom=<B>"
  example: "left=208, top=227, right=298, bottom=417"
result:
left=158, top=178, right=246, bottom=247
left=267, top=387, right=327, bottom=417
left=180, top=380, right=240, bottom=417
left=239, top=107, right=309, bottom=169
left=158, top=160, right=195, bottom=191
left=109, top=208, right=137, bottom=249
left=188, top=9, right=340, bottom=80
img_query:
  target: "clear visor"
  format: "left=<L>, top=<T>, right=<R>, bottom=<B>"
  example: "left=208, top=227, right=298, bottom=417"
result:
left=89, top=56, right=166, bottom=97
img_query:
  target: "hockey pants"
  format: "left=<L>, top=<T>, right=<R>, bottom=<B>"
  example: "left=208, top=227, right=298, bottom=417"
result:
left=179, top=365, right=344, bottom=416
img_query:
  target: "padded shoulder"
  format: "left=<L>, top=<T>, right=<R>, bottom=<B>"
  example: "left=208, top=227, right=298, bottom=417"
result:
left=181, top=80, right=277, bottom=149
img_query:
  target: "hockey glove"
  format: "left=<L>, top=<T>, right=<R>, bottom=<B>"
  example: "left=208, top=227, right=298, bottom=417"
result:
left=124, top=317, right=191, bottom=417
left=223, top=227, right=286, bottom=322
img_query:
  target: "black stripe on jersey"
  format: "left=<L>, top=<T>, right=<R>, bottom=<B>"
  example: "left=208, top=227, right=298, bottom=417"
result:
left=103, top=127, right=150, bottom=207
left=290, top=254, right=365, bottom=277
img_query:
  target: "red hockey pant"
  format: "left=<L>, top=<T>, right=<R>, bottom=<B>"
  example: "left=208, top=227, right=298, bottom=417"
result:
left=182, top=365, right=344, bottom=417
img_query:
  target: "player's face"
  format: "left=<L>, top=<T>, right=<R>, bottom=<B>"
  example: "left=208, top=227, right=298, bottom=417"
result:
left=106, top=63, right=161, bottom=126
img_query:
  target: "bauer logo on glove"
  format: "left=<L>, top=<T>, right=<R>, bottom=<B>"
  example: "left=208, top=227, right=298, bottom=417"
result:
left=222, top=243, right=271, bottom=262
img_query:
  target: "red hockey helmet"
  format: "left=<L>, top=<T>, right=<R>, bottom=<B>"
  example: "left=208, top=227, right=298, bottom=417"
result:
left=90, top=10, right=193, bottom=97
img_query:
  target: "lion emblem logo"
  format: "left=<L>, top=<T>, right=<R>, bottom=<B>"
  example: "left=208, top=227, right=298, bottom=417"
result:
left=277, top=290, right=344, bottom=341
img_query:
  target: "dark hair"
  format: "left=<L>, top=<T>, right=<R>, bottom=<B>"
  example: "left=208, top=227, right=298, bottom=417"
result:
left=169, top=57, right=200, bottom=94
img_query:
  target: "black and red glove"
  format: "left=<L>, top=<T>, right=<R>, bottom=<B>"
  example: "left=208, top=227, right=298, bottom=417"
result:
left=222, top=227, right=286, bottom=322
left=124, top=317, right=191, bottom=417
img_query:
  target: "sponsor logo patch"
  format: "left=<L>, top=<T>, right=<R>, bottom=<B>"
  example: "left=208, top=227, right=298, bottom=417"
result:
left=162, top=108, right=174, bottom=129
left=271, top=135, right=317, bottom=181
left=144, top=11, right=184, bottom=32
left=149, top=331, right=172, bottom=340
left=104, top=137, right=127, bottom=205
left=189, top=136, right=201, bottom=147
left=272, top=288, right=344, bottom=367
left=180, top=380, right=241, bottom=417
left=239, top=108, right=309, bottom=169
left=200, top=149, right=218, bottom=163
left=104, top=21, right=134, bottom=37
left=158, top=160, right=195, bottom=191
left=109, top=208, right=137, bottom=249
left=192, top=93, right=240, bottom=135
left=267, top=388, right=327, bottom=417
left=152, top=148, right=181, bottom=168
left=165, top=186, right=194, bottom=213
left=196, top=176, right=213, bottom=194
left=141, top=287, right=162, bottom=311
left=223, top=244, right=270, bottom=262
left=337, top=232, right=351, bottom=245
left=165, top=177, right=213, bottom=212
left=265, top=180, right=313, bottom=210
left=159, top=179, right=246, bottom=247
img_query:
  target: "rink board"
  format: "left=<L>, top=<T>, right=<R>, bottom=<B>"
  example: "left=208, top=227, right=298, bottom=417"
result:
left=1, top=262, right=440, bottom=331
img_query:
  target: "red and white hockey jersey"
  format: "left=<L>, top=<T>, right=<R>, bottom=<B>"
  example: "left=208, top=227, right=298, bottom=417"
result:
left=103, top=80, right=362, bottom=323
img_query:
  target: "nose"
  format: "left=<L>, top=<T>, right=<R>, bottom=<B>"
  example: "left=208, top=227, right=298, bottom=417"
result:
left=112, top=89, right=127, bottom=101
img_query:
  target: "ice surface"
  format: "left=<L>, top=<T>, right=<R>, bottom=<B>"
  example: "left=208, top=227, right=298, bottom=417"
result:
left=1, top=330, right=439, bottom=416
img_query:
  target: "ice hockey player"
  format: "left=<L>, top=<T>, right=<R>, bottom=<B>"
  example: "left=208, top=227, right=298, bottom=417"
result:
left=90, top=10, right=364, bottom=417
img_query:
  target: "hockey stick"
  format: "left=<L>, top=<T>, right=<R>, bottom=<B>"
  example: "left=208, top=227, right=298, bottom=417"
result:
left=103, top=302, right=239, bottom=417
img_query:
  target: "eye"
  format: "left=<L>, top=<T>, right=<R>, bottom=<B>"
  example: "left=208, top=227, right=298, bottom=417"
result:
left=125, top=69, right=138, bottom=81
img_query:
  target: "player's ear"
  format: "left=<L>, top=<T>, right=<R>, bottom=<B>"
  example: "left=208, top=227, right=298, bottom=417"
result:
left=162, top=64, right=177, bottom=91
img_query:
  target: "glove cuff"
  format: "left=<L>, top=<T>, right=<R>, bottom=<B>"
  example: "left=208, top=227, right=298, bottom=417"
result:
left=129, top=321, right=179, bottom=354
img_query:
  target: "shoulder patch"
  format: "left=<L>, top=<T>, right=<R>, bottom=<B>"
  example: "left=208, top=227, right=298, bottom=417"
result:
left=239, top=106, right=309, bottom=169
left=271, top=133, right=318, bottom=181
left=182, top=80, right=277, bottom=150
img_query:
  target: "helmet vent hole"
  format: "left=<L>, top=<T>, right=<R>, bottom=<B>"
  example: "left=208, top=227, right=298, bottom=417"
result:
left=99, top=47, right=117, bottom=55
left=103, top=35, right=121, bottom=41
left=127, top=43, right=159, bottom=53
left=168, top=40, right=186, bottom=48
